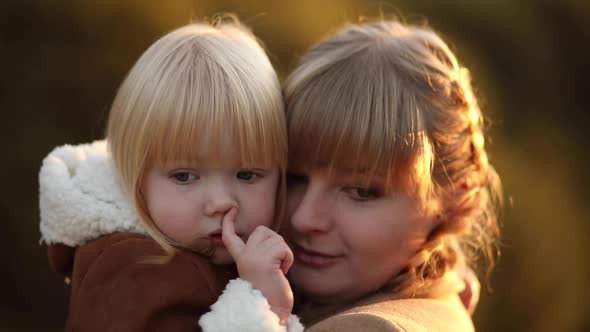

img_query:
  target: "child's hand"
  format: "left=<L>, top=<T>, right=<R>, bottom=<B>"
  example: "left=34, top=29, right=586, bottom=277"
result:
left=221, top=208, right=294, bottom=325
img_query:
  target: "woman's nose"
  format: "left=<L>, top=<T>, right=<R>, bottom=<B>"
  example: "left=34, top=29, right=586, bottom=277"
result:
left=289, top=183, right=332, bottom=234
left=203, top=180, right=237, bottom=217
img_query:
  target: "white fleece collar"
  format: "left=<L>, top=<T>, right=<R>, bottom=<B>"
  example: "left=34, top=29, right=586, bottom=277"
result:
left=39, top=140, right=146, bottom=246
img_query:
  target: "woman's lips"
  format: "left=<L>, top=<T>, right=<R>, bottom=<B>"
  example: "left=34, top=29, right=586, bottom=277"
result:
left=292, top=242, right=342, bottom=268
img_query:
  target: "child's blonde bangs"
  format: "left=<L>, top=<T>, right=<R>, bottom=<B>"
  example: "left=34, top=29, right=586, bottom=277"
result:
left=109, top=23, right=286, bottom=174
left=143, top=64, right=286, bottom=171
left=286, top=49, right=434, bottom=197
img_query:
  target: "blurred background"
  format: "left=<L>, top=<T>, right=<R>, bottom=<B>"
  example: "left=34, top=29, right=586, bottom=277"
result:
left=1, top=0, right=588, bottom=331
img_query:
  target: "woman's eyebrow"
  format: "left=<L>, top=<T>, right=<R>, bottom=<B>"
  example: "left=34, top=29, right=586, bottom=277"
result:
left=337, top=166, right=387, bottom=176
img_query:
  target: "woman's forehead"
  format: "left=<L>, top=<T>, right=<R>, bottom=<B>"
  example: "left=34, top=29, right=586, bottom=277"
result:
left=289, top=162, right=393, bottom=184
left=289, top=152, right=394, bottom=175
left=288, top=156, right=425, bottom=197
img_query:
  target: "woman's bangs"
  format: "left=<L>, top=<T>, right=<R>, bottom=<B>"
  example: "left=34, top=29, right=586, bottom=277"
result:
left=289, top=113, right=427, bottom=194
left=287, top=62, right=431, bottom=194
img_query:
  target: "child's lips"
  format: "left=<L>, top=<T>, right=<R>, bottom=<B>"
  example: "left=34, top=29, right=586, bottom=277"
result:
left=208, top=230, right=225, bottom=247
left=209, top=234, right=225, bottom=247
left=207, top=230, right=244, bottom=248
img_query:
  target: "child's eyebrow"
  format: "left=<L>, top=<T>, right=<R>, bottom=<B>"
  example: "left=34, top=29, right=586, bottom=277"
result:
left=161, top=159, right=203, bottom=168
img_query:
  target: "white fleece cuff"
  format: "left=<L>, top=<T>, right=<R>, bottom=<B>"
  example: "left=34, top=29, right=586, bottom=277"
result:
left=199, top=278, right=304, bottom=332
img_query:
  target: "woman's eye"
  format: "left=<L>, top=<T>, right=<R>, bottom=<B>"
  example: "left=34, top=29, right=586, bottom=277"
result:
left=172, top=172, right=197, bottom=183
left=287, top=172, right=308, bottom=187
left=347, top=187, right=382, bottom=201
left=236, top=170, right=257, bottom=182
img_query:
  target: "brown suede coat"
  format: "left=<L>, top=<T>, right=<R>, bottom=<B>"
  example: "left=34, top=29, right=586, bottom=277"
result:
left=48, top=232, right=235, bottom=332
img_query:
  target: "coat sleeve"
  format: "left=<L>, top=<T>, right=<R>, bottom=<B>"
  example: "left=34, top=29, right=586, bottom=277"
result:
left=66, top=236, right=225, bottom=332
left=199, top=279, right=304, bottom=332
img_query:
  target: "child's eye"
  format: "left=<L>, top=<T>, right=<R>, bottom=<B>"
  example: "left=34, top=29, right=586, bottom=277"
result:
left=345, top=187, right=383, bottom=201
left=236, top=170, right=258, bottom=182
left=172, top=172, right=197, bottom=184
left=287, top=172, right=308, bottom=187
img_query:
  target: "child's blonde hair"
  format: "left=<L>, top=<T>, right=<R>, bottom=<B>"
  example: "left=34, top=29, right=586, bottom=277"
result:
left=284, top=20, right=502, bottom=291
left=106, top=20, right=287, bottom=256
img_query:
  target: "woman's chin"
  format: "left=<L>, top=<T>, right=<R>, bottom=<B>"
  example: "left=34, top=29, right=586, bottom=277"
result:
left=289, top=263, right=347, bottom=302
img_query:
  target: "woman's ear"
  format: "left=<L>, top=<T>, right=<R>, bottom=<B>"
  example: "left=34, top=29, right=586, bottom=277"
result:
left=424, top=197, right=445, bottom=230
left=433, top=213, right=444, bottom=228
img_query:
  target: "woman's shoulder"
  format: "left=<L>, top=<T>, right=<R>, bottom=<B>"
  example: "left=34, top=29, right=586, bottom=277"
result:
left=308, top=295, right=474, bottom=332
left=306, top=310, right=404, bottom=332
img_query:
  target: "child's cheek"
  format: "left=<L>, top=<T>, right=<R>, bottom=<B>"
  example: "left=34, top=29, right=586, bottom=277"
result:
left=148, top=194, right=197, bottom=244
left=239, top=186, right=277, bottom=234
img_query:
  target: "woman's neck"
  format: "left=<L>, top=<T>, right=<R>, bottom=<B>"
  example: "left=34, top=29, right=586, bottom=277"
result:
left=294, top=288, right=385, bottom=326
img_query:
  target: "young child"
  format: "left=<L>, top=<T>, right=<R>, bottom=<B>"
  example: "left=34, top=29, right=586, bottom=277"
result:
left=39, top=20, right=301, bottom=331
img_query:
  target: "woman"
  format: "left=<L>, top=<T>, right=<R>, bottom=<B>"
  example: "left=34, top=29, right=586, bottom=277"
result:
left=202, top=20, right=501, bottom=332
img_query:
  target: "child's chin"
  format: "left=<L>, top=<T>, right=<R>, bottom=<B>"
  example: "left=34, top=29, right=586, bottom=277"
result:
left=211, top=249, right=234, bottom=265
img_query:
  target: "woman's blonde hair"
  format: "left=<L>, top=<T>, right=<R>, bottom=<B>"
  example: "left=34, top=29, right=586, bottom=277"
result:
left=284, top=20, right=502, bottom=291
left=106, top=19, right=287, bottom=257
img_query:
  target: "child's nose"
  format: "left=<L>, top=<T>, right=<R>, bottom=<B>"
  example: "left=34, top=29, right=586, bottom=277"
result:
left=203, top=182, right=237, bottom=217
